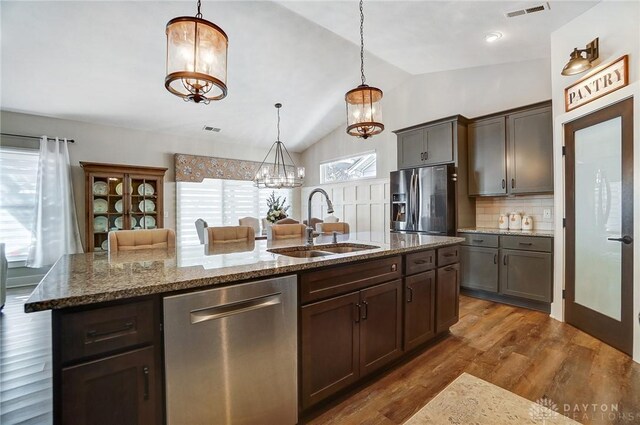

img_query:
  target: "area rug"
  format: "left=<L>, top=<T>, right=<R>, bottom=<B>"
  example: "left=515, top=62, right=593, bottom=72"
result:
left=404, top=372, right=580, bottom=424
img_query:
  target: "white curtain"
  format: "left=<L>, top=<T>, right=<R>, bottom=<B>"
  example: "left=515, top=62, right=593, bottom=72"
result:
left=26, top=137, right=83, bottom=268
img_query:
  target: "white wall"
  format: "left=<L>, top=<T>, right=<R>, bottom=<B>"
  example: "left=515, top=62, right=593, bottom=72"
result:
left=0, top=111, right=302, bottom=250
left=549, top=0, right=640, bottom=362
left=301, top=58, right=552, bottom=185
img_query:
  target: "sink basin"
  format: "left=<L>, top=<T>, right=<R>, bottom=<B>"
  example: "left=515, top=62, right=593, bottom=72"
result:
left=268, top=243, right=379, bottom=258
left=275, top=250, right=333, bottom=258
left=317, top=245, right=378, bottom=254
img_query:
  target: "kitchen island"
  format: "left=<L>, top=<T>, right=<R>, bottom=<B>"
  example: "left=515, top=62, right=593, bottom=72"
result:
left=26, top=232, right=464, bottom=425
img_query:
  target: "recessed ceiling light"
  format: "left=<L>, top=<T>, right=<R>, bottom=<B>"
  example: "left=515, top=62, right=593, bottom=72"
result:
left=485, top=32, right=503, bottom=43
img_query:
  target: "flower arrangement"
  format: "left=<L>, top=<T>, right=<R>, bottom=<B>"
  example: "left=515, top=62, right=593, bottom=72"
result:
left=266, top=191, right=290, bottom=223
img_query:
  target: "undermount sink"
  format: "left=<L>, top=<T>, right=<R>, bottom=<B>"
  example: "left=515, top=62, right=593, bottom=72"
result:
left=268, top=243, right=379, bottom=258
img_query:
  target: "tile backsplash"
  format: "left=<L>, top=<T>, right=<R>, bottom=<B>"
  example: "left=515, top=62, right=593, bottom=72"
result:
left=475, top=195, right=554, bottom=231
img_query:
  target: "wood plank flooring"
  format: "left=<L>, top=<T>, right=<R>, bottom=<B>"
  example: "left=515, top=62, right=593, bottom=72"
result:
left=305, top=296, right=640, bottom=425
left=1, top=288, right=638, bottom=425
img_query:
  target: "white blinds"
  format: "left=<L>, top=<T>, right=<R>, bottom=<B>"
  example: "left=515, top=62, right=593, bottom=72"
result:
left=177, top=178, right=293, bottom=246
left=0, top=147, right=40, bottom=261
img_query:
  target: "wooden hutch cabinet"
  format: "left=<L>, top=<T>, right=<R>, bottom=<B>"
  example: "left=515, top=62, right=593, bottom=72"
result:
left=80, top=162, right=167, bottom=252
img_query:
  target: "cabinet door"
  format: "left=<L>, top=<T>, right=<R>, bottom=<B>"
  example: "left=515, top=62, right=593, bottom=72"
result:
left=468, top=117, right=507, bottom=196
left=359, top=280, right=403, bottom=377
left=61, top=346, right=159, bottom=425
left=128, top=173, right=164, bottom=231
left=404, top=271, right=436, bottom=351
left=425, top=122, right=454, bottom=164
left=398, top=129, right=426, bottom=169
left=460, top=246, right=498, bottom=292
left=301, top=292, right=360, bottom=409
left=508, top=106, right=553, bottom=194
left=436, top=264, right=460, bottom=333
left=500, top=249, right=552, bottom=302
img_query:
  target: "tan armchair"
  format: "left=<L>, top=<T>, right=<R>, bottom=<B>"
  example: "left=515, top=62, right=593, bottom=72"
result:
left=275, top=218, right=299, bottom=224
left=317, top=222, right=350, bottom=235
left=207, top=226, right=255, bottom=244
left=269, top=224, right=306, bottom=240
left=238, top=217, right=260, bottom=234
left=108, top=229, right=176, bottom=253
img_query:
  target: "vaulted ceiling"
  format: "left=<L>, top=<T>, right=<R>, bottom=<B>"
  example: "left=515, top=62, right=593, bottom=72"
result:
left=1, top=1, right=597, bottom=152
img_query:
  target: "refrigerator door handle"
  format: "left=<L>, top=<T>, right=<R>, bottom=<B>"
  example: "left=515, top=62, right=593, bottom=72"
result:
left=415, top=172, right=421, bottom=230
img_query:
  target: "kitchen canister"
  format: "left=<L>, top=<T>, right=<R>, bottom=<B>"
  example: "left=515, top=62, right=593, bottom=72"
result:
left=498, top=214, right=509, bottom=230
left=522, top=215, right=533, bottom=230
left=509, top=212, right=522, bottom=230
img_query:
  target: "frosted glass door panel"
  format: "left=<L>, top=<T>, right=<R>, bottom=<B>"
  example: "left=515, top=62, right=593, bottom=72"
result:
left=574, top=117, right=622, bottom=321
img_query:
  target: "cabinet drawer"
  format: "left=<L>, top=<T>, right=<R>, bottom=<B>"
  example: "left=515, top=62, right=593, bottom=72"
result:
left=500, top=235, right=552, bottom=252
left=405, top=250, right=435, bottom=275
left=437, top=245, right=460, bottom=267
left=460, top=233, right=499, bottom=248
left=60, top=299, right=155, bottom=363
left=301, top=256, right=402, bottom=304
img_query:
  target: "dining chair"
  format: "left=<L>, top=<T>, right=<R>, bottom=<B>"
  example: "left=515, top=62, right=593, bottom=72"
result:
left=323, top=214, right=340, bottom=223
left=238, top=217, right=260, bottom=235
left=195, top=218, right=208, bottom=244
left=275, top=218, right=299, bottom=224
left=207, top=226, right=255, bottom=244
left=317, top=222, right=350, bottom=235
left=269, top=224, right=307, bottom=240
left=303, top=217, right=324, bottom=229
left=108, top=229, right=176, bottom=252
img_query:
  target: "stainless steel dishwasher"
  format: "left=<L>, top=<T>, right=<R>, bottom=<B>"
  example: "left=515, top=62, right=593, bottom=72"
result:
left=163, top=275, right=297, bottom=425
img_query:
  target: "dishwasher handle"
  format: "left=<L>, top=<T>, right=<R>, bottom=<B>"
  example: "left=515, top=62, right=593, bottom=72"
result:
left=190, top=293, right=282, bottom=324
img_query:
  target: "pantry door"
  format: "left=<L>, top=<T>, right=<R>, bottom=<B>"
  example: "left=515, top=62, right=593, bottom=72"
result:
left=565, top=97, right=633, bottom=355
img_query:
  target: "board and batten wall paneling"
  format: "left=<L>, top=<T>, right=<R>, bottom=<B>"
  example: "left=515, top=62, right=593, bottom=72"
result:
left=302, top=178, right=390, bottom=244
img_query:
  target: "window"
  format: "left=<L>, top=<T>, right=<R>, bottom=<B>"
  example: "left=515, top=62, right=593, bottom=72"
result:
left=320, top=152, right=376, bottom=184
left=177, top=179, right=293, bottom=246
left=0, top=147, right=39, bottom=262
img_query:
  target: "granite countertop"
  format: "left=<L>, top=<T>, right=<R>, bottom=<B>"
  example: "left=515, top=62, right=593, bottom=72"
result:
left=457, top=227, right=554, bottom=238
left=25, top=232, right=464, bottom=312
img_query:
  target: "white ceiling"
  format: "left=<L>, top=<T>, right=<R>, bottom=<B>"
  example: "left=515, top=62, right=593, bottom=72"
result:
left=1, top=1, right=596, bottom=152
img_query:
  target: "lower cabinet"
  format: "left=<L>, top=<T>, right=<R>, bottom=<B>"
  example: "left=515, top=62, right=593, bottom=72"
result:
left=500, top=249, right=552, bottom=302
left=460, top=245, right=498, bottom=292
left=404, top=270, right=436, bottom=351
left=61, top=346, right=158, bottom=425
left=436, top=264, right=460, bottom=333
left=301, top=280, right=402, bottom=409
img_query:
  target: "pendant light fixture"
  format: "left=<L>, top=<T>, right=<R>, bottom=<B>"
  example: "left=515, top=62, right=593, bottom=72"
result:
left=345, top=0, right=384, bottom=139
left=254, top=103, right=305, bottom=189
left=165, top=0, right=228, bottom=104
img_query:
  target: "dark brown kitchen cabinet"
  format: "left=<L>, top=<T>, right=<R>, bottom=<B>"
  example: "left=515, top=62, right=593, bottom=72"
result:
left=467, top=102, right=552, bottom=196
left=460, top=246, right=499, bottom=293
left=61, top=346, right=159, bottom=425
left=404, top=271, right=436, bottom=351
left=436, top=263, right=460, bottom=333
left=500, top=249, right=552, bottom=302
left=397, top=121, right=453, bottom=169
left=397, top=128, right=425, bottom=169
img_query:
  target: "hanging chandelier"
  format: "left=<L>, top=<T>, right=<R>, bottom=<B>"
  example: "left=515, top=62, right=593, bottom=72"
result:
left=345, top=0, right=384, bottom=139
left=254, top=104, right=305, bottom=189
left=165, top=0, right=228, bottom=104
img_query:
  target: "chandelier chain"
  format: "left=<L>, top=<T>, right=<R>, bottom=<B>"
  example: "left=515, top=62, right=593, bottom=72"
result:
left=196, top=0, right=202, bottom=18
left=359, top=0, right=366, bottom=85
left=276, top=107, right=281, bottom=141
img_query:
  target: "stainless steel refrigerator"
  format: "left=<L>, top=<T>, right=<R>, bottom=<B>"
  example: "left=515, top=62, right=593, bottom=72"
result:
left=390, top=164, right=456, bottom=235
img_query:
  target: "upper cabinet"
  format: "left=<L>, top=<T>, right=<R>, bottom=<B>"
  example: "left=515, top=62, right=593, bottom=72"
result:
left=397, top=121, right=454, bottom=169
left=468, top=102, right=553, bottom=196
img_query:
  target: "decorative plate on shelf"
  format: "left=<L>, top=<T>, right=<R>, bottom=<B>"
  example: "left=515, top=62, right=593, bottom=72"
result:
left=93, top=181, right=108, bottom=196
left=115, top=182, right=132, bottom=195
left=114, top=215, right=124, bottom=229
left=115, top=199, right=124, bottom=213
left=93, top=216, right=108, bottom=232
left=143, top=216, right=156, bottom=229
left=138, top=183, right=155, bottom=196
left=139, top=200, right=156, bottom=213
left=101, top=240, right=108, bottom=251
left=93, top=198, right=108, bottom=213
left=130, top=217, right=137, bottom=229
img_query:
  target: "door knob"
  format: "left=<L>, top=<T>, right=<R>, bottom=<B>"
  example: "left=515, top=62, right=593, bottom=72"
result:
left=607, top=235, right=633, bottom=244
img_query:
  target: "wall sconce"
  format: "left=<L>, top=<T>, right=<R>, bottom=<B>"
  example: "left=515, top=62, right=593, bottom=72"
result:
left=561, top=38, right=599, bottom=76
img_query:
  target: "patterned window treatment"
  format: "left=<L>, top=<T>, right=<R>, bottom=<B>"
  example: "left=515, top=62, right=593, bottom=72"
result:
left=26, top=137, right=83, bottom=268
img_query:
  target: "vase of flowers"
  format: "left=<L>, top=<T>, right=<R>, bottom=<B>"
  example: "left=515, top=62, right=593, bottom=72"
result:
left=266, top=191, right=290, bottom=223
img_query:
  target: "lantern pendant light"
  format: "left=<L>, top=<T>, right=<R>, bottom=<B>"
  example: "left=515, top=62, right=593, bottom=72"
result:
left=345, top=0, right=384, bottom=139
left=254, top=103, right=305, bottom=189
left=165, top=0, right=228, bottom=104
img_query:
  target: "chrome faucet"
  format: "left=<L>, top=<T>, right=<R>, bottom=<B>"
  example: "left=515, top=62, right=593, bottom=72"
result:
left=307, top=188, right=334, bottom=245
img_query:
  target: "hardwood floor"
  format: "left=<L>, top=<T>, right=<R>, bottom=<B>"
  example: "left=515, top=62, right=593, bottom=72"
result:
left=0, top=286, right=52, bottom=425
left=1, top=289, right=638, bottom=425
left=305, top=296, right=640, bottom=425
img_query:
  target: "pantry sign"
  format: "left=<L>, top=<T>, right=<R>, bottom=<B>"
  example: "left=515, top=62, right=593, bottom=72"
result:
left=565, top=55, right=628, bottom=112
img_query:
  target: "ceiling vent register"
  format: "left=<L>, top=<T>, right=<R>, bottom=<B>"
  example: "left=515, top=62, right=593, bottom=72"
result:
left=202, top=126, right=221, bottom=132
left=505, top=2, right=550, bottom=18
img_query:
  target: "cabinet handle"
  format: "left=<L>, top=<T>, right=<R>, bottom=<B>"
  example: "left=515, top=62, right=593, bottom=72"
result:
left=472, top=239, right=484, bottom=243
left=361, top=300, right=368, bottom=320
left=424, top=151, right=428, bottom=160
left=354, top=303, right=361, bottom=323
left=143, top=366, right=150, bottom=401
left=443, top=252, right=456, bottom=257
left=420, top=152, right=424, bottom=161
left=407, top=286, right=414, bottom=303
left=444, top=266, right=455, bottom=272
left=413, top=259, right=429, bottom=265
left=493, top=254, right=497, bottom=264
left=502, top=179, right=506, bottom=189
left=503, top=255, right=508, bottom=265
left=86, top=321, right=134, bottom=339
left=511, top=178, right=515, bottom=189
left=519, top=242, right=533, bottom=246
